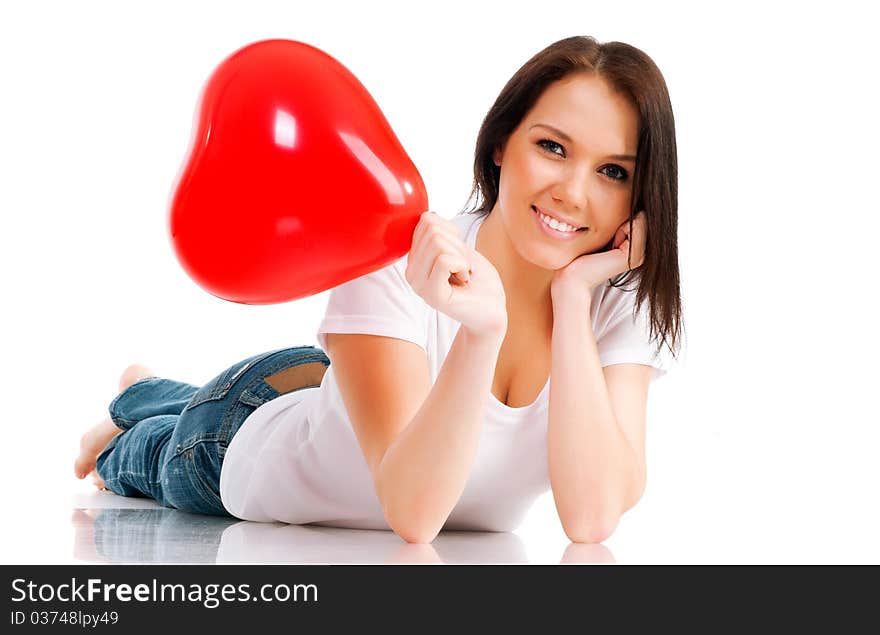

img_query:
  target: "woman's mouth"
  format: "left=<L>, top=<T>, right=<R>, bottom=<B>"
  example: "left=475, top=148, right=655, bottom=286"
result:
left=532, top=206, right=586, bottom=241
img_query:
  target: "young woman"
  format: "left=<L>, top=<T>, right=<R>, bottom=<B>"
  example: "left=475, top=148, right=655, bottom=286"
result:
left=75, top=35, right=682, bottom=545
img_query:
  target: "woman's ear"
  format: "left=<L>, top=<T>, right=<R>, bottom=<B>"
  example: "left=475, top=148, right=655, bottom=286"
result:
left=493, top=144, right=503, bottom=166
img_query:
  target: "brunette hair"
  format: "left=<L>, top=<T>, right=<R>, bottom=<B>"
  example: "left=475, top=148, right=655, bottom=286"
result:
left=461, top=35, right=683, bottom=360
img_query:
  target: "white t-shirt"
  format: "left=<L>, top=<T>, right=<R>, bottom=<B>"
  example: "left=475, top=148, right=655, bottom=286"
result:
left=219, top=212, right=673, bottom=531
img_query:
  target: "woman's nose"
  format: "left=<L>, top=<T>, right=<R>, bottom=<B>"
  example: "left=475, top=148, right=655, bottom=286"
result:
left=553, top=165, right=590, bottom=211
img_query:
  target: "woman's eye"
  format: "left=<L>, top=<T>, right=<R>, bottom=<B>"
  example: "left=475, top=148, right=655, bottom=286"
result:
left=601, top=165, right=628, bottom=181
left=537, top=139, right=565, bottom=157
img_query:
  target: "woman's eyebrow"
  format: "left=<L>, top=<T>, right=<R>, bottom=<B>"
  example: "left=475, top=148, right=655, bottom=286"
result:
left=530, top=123, right=637, bottom=162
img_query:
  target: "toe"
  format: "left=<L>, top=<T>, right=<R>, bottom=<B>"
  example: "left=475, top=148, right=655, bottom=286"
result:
left=74, top=456, right=95, bottom=480
left=90, top=470, right=106, bottom=490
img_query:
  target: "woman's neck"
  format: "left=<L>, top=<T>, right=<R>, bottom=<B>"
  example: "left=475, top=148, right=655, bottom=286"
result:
left=475, top=209, right=555, bottom=322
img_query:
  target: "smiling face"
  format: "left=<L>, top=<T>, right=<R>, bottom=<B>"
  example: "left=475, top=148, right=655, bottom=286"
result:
left=491, top=72, right=640, bottom=271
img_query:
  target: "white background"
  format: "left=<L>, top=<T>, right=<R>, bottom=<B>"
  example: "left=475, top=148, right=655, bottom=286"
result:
left=1, top=0, right=878, bottom=563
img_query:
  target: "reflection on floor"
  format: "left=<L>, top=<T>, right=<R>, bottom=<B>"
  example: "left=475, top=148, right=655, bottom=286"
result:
left=71, top=492, right=615, bottom=565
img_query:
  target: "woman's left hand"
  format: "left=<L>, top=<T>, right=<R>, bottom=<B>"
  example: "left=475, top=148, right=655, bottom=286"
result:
left=550, top=210, right=647, bottom=298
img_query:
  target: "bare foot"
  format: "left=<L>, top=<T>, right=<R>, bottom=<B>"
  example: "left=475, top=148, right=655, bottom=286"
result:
left=117, top=363, right=156, bottom=394
left=74, top=364, right=155, bottom=488
left=74, top=418, right=119, bottom=488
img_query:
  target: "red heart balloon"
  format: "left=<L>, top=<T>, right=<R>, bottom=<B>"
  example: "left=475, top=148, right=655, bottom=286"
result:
left=168, top=39, right=428, bottom=304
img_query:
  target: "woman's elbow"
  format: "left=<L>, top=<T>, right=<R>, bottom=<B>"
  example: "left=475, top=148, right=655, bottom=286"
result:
left=396, top=527, right=438, bottom=544
left=389, top=514, right=439, bottom=543
left=563, top=515, right=620, bottom=544
left=384, top=505, right=442, bottom=544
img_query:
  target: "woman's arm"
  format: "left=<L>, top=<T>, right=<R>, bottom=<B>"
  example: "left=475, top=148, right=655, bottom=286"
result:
left=327, top=324, right=504, bottom=545
left=327, top=211, right=507, bottom=544
left=376, top=325, right=505, bottom=543
left=547, top=288, right=652, bottom=544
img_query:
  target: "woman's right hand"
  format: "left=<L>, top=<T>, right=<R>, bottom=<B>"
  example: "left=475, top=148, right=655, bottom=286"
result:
left=405, top=211, right=507, bottom=337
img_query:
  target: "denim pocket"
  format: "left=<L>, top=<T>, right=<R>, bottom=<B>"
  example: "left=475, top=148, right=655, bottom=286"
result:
left=182, top=349, right=283, bottom=412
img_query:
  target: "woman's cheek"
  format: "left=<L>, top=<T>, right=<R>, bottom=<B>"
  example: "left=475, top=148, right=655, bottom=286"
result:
left=528, top=158, right=559, bottom=184
left=606, top=205, right=632, bottom=235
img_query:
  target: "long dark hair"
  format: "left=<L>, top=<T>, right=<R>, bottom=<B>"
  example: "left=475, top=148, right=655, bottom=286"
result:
left=461, top=35, right=683, bottom=360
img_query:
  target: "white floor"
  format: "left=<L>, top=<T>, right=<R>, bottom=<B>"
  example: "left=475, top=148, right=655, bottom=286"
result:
left=61, top=487, right=614, bottom=565
left=4, top=454, right=879, bottom=565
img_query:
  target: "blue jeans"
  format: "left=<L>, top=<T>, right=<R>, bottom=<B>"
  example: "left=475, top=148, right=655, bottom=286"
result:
left=96, top=345, right=330, bottom=516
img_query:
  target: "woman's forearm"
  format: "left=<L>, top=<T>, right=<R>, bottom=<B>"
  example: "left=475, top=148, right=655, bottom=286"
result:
left=548, top=289, right=642, bottom=543
left=377, top=325, right=505, bottom=543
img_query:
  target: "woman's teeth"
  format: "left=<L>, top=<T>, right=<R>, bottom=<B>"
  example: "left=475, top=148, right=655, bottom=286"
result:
left=534, top=207, right=580, bottom=233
